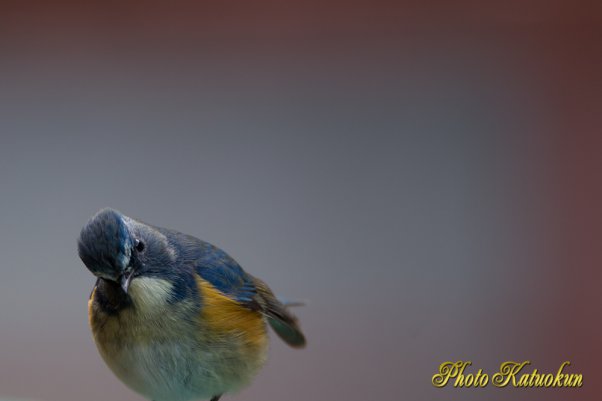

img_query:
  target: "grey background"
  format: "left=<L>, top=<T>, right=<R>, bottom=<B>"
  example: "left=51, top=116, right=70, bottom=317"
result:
left=1, top=3, right=600, bottom=401
left=0, top=47, right=544, bottom=401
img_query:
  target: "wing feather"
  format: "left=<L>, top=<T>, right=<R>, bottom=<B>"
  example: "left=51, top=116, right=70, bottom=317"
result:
left=193, top=243, right=306, bottom=348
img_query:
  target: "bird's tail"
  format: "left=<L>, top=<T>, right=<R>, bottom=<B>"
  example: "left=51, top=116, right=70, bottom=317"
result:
left=278, top=298, right=307, bottom=308
left=251, top=278, right=307, bottom=348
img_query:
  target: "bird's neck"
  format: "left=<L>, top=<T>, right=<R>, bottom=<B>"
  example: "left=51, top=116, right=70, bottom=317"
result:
left=95, top=278, right=131, bottom=314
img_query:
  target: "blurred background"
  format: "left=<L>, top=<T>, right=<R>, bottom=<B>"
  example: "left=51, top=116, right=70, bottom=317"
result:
left=0, top=1, right=600, bottom=401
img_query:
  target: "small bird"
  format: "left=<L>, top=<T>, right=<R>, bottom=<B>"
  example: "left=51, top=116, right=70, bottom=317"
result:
left=78, top=208, right=305, bottom=401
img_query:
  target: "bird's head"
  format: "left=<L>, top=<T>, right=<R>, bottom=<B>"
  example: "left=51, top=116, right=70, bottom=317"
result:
left=78, top=208, right=169, bottom=293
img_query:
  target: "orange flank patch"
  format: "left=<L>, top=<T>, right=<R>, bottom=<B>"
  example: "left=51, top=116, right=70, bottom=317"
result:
left=197, top=277, right=267, bottom=350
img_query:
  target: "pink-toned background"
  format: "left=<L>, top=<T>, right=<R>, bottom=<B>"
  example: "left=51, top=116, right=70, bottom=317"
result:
left=0, top=2, right=600, bottom=400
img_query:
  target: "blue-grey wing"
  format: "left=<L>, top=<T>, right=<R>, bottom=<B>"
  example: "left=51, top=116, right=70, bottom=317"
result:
left=174, top=232, right=306, bottom=348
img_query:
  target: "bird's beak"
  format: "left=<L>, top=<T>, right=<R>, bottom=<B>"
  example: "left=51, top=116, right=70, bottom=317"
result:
left=120, top=269, right=134, bottom=294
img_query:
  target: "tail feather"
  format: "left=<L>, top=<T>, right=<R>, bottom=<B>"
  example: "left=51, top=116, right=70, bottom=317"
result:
left=278, top=298, right=307, bottom=308
left=251, top=277, right=307, bottom=348
left=268, top=316, right=306, bottom=348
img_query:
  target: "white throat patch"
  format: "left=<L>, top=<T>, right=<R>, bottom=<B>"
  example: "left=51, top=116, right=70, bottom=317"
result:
left=128, top=277, right=174, bottom=314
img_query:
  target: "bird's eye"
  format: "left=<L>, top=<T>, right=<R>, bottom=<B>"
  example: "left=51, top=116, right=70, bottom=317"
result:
left=135, top=239, right=145, bottom=252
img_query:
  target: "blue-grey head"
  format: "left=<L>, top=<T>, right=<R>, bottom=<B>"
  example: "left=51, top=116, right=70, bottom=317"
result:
left=77, top=208, right=150, bottom=293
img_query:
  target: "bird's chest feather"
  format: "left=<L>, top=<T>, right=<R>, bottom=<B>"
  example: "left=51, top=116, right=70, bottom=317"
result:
left=88, top=277, right=268, bottom=401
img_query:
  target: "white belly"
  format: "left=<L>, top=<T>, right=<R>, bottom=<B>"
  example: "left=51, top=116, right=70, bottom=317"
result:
left=98, top=338, right=237, bottom=401
left=90, top=277, right=268, bottom=401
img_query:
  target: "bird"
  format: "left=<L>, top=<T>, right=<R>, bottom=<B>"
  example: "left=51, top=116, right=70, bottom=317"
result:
left=78, top=208, right=306, bottom=401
